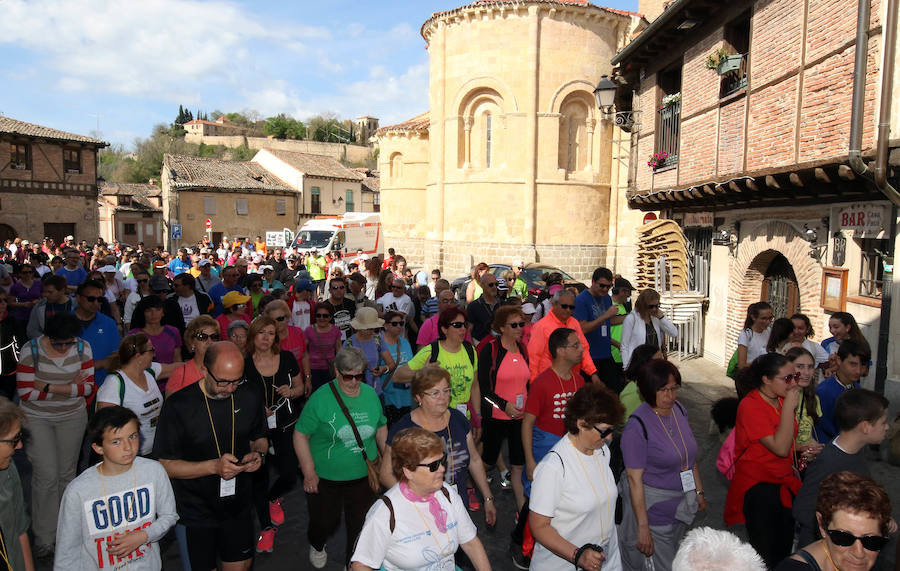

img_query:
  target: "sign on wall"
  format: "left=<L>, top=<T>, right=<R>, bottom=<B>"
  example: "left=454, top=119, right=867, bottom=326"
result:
left=836, top=204, right=887, bottom=236
left=683, top=212, right=714, bottom=228
left=266, top=231, right=286, bottom=247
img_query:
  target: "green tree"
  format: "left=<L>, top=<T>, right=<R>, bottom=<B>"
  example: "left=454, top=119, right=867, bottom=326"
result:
left=264, top=114, right=291, bottom=139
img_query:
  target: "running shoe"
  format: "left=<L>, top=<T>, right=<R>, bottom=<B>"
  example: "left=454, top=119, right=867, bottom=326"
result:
left=310, top=545, right=328, bottom=568
left=256, top=527, right=276, bottom=553
left=269, top=497, right=285, bottom=526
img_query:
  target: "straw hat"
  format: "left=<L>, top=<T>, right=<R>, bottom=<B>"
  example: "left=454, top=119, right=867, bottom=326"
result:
left=349, top=307, right=384, bottom=330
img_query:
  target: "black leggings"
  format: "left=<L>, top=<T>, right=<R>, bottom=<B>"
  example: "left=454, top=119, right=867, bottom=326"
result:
left=253, top=427, right=299, bottom=528
left=306, top=476, right=375, bottom=567
left=743, top=482, right=794, bottom=568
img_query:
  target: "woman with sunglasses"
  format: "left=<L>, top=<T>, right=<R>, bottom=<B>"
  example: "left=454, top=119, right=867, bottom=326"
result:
left=380, top=368, right=497, bottom=548
left=379, top=310, right=414, bottom=426
left=263, top=299, right=312, bottom=387
left=295, top=346, right=388, bottom=569
left=345, top=307, right=390, bottom=391
left=619, top=360, right=704, bottom=571
left=305, top=303, right=343, bottom=391
left=530, top=383, right=625, bottom=571
left=216, top=290, right=252, bottom=334
left=245, top=315, right=307, bottom=553
left=97, top=333, right=177, bottom=455
left=351, top=427, right=491, bottom=571
left=619, top=289, right=677, bottom=370
left=776, top=471, right=891, bottom=571
left=16, top=312, right=95, bottom=557
left=725, top=353, right=802, bottom=568
left=165, top=315, right=220, bottom=397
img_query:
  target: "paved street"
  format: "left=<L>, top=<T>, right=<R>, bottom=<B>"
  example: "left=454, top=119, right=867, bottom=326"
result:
left=21, top=355, right=900, bottom=570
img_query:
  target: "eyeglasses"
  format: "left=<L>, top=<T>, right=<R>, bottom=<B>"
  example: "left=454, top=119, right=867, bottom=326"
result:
left=316, top=313, right=332, bottom=319
left=507, top=321, right=526, bottom=328
left=340, top=372, right=367, bottom=382
left=194, top=332, right=221, bottom=342
left=447, top=321, right=466, bottom=329
left=50, top=340, right=77, bottom=350
left=825, top=529, right=890, bottom=552
left=596, top=283, right=612, bottom=289
left=388, top=321, right=404, bottom=326
left=136, top=278, right=149, bottom=283
left=273, top=315, right=288, bottom=322
left=563, top=342, right=582, bottom=350
left=423, top=387, right=452, bottom=399
left=208, top=370, right=246, bottom=387
left=80, top=295, right=102, bottom=303
left=559, top=303, right=575, bottom=310
left=417, top=454, right=448, bottom=472
left=330, top=285, right=345, bottom=290
left=0, top=432, right=23, bottom=446
left=658, top=385, right=680, bottom=394
left=592, top=425, right=614, bottom=438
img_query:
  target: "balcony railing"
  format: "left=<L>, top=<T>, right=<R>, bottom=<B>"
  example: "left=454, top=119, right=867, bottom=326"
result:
left=720, top=53, right=748, bottom=98
left=656, top=100, right=681, bottom=166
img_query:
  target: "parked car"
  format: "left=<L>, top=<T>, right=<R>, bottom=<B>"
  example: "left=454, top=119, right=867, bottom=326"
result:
left=450, top=263, right=586, bottom=305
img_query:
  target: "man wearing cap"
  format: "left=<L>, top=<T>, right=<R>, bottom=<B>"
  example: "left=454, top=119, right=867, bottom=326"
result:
left=305, top=249, right=327, bottom=297
left=346, top=273, right=376, bottom=312
left=208, top=266, right=247, bottom=317
left=279, top=255, right=306, bottom=285
left=467, top=273, right=501, bottom=343
left=573, top=267, right=625, bottom=393
left=609, top=277, right=633, bottom=378
left=195, top=259, right=222, bottom=294
left=288, top=280, right=316, bottom=329
left=143, top=274, right=188, bottom=333
left=55, top=249, right=87, bottom=292
left=320, top=276, right=356, bottom=340
left=510, top=260, right=528, bottom=299
left=169, top=249, right=192, bottom=276
left=259, top=266, right=284, bottom=294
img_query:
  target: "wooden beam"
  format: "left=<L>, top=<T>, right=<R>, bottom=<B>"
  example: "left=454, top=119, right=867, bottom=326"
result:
left=814, top=167, right=831, bottom=183
left=728, top=181, right=743, bottom=193
left=765, top=175, right=781, bottom=189
left=702, top=184, right=716, bottom=196
left=838, top=165, right=856, bottom=180
left=789, top=173, right=805, bottom=187
left=745, top=178, right=759, bottom=191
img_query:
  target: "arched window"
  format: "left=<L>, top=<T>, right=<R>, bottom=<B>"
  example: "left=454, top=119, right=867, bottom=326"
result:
left=389, top=152, right=403, bottom=181
left=558, top=96, right=591, bottom=173
left=457, top=88, right=504, bottom=170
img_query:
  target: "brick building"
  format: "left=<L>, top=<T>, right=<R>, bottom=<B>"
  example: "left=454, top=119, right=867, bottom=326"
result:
left=98, top=181, right=164, bottom=249
left=374, top=0, right=647, bottom=281
left=0, top=116, right=108, bottom=243
left=183, top=116, right=248, bottom=138
left=613, top=0, right=900, bottom=381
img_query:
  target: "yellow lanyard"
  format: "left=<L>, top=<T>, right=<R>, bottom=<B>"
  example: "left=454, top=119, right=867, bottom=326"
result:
left=203, top=392, right=235, bottom=457
left=569, top=435, right=611, bottom=543
left=655, top=410, right=690, bottom=471
left=0, top=526, right=10, bottom=571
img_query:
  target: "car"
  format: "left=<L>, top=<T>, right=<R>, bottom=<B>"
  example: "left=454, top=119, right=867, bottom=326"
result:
left=450, top=263, right=586, bottom=305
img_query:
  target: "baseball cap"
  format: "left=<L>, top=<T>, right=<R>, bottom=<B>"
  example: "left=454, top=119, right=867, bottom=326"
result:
left=98, top=265, right=117, bottom=273
left=223, top=291, right=251, bottom=308
left=198, top=259, right=212, bottom=267
left=259, top=265, right=274, bottom=273
left=149, top=274, right=171, bottom=292
left=294, top=279, right=316, bottom=292
left=512, top=259, right=524, bottom=268
left=521, top=302, right=537, bottom=315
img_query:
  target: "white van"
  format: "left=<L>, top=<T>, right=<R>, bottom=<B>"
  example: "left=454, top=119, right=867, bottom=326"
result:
left=294, top=212, right=383, bottom=256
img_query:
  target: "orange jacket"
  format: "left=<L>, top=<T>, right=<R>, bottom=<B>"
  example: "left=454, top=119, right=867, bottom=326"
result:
left=527, top=311, right=597, bottom=380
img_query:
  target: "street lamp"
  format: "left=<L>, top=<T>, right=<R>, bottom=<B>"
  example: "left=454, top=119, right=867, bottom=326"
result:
left=594, top=75, right=637, bottom=129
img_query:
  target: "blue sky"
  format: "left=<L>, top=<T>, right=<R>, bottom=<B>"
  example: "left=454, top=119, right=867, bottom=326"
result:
left=0, top=0, right=637, bottom=148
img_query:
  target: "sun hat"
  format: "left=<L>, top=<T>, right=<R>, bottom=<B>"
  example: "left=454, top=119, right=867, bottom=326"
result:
left=349, top=307, right=384, bottom=330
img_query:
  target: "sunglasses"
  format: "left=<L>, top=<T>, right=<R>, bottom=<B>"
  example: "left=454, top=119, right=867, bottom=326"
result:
left=274, top=315, right=288, bottom=322
left=559, top=303, right=575, bottom=310
left=417, top=454, right=448, bottom=472
left=316, top=313, right=332, bottom=319
left=0, top=432, right=24, bottom=446
left=340, top=372, right=367, bottom=381
left=136, top=278, right=149, bottom=283
left=208, top=371, right=246, bottom=387
left=782, top=372, right=801, bottom=384
left=330, top=285, right=345, bottom=290
left=593, top=425, right=614, bottom=438
left=80, top=295, right=102, bottom=303
left=485, top=283, right=498, bottom=288
left=194, top=332, right=221, bottom=342
left=826, top=529, right=889, bottom=552
left=596, top=283, right=611, bottom=289
left=447, top=321, right=466, bottom=329
left=507, top=321, right=526, bottom=328
left=388, top=321, right=403, bottom=326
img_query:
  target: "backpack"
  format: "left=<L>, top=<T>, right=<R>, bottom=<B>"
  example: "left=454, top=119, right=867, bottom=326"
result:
left=627, top=401, right=687, bottom=440
left=30, top=337, right=85, bottom=375
left=428, top=340, right=475, bottom=367
left=108, top=368, right=158, bottom=406
left=379, top=485, right=452, bottom=533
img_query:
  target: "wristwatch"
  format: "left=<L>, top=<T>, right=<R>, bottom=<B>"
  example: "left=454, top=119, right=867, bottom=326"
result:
left=42, top=383, right=50, bottom=393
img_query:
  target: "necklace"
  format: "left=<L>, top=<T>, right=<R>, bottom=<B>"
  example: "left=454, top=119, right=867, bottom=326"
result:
left=568, top=434, right=611, bottom=543
left=551, top=368, right=576, bottom=396
left=411, top=501, right=453, bottom=557
left=822, top=541, right=840, bottom=570
left=0, top=526, right=10, bottom=571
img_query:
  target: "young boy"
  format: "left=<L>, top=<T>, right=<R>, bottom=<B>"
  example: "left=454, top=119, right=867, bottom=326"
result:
left=815, top=339, right=870, bottom=443
left=54, top=406, right=177, bottom=570
left=792, top=388, right=890, bottom=546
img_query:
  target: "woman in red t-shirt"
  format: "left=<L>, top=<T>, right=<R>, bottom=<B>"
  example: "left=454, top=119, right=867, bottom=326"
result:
left=724, top=352, right=802, bottom=568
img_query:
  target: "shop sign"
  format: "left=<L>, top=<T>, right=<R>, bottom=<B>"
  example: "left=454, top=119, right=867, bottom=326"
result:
left=837, top=204, right=886, bottom=234
left=683, top=212, right=714, bottom=228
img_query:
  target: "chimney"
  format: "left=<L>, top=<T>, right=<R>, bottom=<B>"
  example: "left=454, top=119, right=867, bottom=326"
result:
left=639, top=0, right=668, bottom=22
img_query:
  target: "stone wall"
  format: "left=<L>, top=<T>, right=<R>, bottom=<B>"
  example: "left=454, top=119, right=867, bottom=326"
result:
left=184, top=134, right=373, bottom=165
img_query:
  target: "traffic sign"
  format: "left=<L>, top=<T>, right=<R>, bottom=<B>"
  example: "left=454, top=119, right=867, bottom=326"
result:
left=171, top=224, right=182, bottom=239
left=205, top=218, right=212, bottom=230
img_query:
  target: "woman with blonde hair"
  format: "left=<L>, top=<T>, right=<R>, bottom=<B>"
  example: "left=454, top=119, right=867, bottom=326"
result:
left=620, top=289, right=677, bottom=369
left=165, top=315, right=220, bottom=396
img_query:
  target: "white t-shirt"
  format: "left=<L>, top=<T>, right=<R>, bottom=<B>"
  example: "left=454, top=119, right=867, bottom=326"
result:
left=351, top=483, right=476, bottom=571
left=176, top=294, right=199, bottom=326
left=96, top=363, right=163, bottom=456
left=377, top=292, right=414, bottom=329
left=290, top=299, right=313, bottom=330
left=737, top=328, right=771, bottom=363
left=530, top=435, right=622, bottom=571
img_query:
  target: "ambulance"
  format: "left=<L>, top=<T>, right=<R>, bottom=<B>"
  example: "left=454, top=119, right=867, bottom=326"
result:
left=293, top=212, right=383, bottom=256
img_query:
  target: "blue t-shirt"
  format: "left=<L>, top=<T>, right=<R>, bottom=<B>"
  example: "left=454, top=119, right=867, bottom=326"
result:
left=168, top=258, right=192, bottom=276
left=574, top=288, right=612, bottom=359
left=56, top=265, right=87, bottom=288
left=75, top=311, right=121, bottom=386
left=815, top=375, right=860, bottom=443
left=346, top=335, right=381, bottom=391
left=207, top=283, right=245, bottom=316
left=378, top=334, right=414, bottom=408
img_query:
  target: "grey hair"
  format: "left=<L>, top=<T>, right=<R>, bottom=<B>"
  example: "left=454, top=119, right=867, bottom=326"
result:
left=227, top=320, right=249, bottom=335
left=334, top=346, right=368, bottom=374
left=672, top=527, right=766, bottom=571
left=551, top=289, right=574, bottom=303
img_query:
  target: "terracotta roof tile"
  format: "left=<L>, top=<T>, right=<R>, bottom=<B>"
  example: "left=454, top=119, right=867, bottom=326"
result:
left=164, top=154, right=291, bottom=191
left=374, top=112, right=430, bottom=136
left=263, top=149, right=365, bottom=182
left=0, top=115, right=108, bottom=146
left=99, top=181, right=162, bottom=212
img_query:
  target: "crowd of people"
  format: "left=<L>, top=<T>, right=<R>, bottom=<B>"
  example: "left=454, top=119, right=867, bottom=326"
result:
left=0, top=234, right=896, bottom=571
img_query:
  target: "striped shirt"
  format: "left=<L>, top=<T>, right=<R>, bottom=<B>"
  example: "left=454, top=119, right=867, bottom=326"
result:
left=16, top=337, right=95, bottom=419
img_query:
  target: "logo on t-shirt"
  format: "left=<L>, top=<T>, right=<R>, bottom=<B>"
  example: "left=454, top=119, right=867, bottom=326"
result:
left=83, top=483, right=155, bottom=568
left=552, top=391, right=576, bottom=419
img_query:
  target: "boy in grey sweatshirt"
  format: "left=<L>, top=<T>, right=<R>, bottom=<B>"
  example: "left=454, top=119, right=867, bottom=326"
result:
left=54, top=406, right=177, bottom=570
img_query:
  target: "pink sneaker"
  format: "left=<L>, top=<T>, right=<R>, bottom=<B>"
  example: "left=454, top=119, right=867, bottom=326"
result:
left=269, top=498, right=285, bottom=526
left=256, top=527, right=276, bottom=553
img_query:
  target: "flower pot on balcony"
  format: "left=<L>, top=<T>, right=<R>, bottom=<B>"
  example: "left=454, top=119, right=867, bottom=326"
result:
left=716, top=55, right=743, bottom=75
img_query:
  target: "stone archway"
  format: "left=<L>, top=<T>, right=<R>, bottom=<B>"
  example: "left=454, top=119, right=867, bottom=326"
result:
left=726, top=220, right=823, bottom=355
left=0, top=224, right=15, bottom=244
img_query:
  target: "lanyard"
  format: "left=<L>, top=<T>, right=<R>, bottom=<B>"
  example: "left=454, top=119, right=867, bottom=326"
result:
left=203, top=390, right=235, bottom=457
left=655, top=409, right=690, bottom=471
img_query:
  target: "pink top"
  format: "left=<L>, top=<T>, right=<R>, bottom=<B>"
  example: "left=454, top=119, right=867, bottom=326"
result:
left=304, top=325, right=342, bottom=370
left=280, top=326, right=307, bottom=366
left=166, top=359, right=204, bottom=395
left=416, top=314, right=473, bottom=348
left=492, top=352, right=530, bottom=420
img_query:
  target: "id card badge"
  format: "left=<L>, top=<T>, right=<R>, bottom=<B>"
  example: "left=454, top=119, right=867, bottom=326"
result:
left=220, top=477, right=236, bottom=497
left=456, top=403, right=467, bottom=416
left=601, top=325, right=608, bottom=337
left=267, top=412, right=277, bottom=429
left=515, top=394, right=524, bottom=409
left=680, top=470, right=696, bottom=492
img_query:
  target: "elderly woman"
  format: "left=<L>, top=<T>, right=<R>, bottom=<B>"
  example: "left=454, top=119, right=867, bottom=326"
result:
left=165, top=315, right=220, bottom=396
left=247, top=315, right=307, bottom=553
left=775, top=472, right=891, bottom=571
left=380, top=367, right=497, bottom=527
left=227, top=319, right=249, bottom=351
left=294, top=346, right=387, bottom=569
left=620, top=289, right=677, bottom=369
left=352, top=427, right=491, bottom=571
left=619, top=360, right=704, bottom=571
left=97, top=334, right=176, bottom=455
left=263, top=299, right=312, bottom=390
left=530, top=383, right=625, bottom=570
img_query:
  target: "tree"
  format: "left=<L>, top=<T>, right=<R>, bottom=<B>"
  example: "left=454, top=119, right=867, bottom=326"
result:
left=264, top=114, right=292, bottom=139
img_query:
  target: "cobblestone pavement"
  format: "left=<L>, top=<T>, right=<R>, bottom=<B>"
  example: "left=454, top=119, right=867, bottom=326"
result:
left=23, top=355, right=900, bottom=570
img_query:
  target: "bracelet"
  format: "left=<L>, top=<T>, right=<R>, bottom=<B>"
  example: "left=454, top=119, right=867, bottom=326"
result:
left=484, top=496, right=494, bottom=503
left=696, top=490, right=705, bottom=496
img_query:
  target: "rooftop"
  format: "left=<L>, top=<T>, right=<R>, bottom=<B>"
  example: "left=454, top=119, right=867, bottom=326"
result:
left=261, top=149, right=365, bottom=182
left=374, top=112, right=431, bottom=136
left=0, top=115, right=108, bottom=146
left=99, top=181, right=162, bottom=212
left=164, top=154, right=291, bottom=192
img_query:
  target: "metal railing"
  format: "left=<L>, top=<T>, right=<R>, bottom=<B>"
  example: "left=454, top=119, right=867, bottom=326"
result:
left=656, top=100, right=681, bottom=165
left=720, top=54, right=748, bottom=98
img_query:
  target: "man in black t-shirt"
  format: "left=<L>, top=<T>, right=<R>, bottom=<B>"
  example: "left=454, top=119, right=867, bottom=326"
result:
left=153, top=341, right=268, bottom=570
left=320, top=276, right=356, bottom=340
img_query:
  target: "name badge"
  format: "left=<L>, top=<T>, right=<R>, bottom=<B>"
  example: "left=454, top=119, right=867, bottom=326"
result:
left=515, top=394, right=524, bottom=409
left=601, top=325, right=608, bottom=337
left=220, top=477, right=236, bottom=497
left=456, top=404, right=467, bottom=416
left=267, top=412, right=277, bottom=429
left=680, top=470, right=696, bottom=492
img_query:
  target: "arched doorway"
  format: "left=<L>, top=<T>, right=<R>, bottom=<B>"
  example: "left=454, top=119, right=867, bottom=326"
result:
left=0, top=224, right=16, bottom=244
left=762, top=253, right=799, bottom=318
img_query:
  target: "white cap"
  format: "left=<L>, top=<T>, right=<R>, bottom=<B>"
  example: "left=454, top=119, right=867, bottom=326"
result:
left=259, top=265, right=274, bottom=272
left=521, top=302, right=537, bottom=315
left=99, top=265, right=117, bottom=273
left=65, top=235, right=74, bottom=241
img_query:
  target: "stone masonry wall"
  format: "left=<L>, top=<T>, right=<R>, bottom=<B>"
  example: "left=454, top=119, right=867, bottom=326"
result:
left=184, top=134, right=373, bottom=165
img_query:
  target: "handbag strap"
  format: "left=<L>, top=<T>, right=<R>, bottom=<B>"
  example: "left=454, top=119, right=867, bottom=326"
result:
left=328, top=381, right=370, bottom=462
